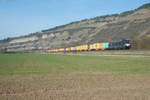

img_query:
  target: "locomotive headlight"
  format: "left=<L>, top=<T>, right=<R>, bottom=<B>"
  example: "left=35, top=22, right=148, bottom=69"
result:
left=125, top=43, right=131, bottom=47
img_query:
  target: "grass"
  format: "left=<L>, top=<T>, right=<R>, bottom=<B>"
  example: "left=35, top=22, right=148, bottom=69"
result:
left=0, top=53, right=150, bottom=75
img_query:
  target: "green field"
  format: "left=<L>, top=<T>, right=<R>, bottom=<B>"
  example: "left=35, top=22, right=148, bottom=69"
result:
left=1, top=53, right=150, bottom=100
left=0, top=53, right=150, bottom=75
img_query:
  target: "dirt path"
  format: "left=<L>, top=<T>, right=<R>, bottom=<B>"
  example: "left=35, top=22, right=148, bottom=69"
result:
left=0, top=72, right=150, bottom=100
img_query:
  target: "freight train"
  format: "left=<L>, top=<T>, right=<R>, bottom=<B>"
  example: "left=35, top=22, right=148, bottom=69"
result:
left=33, top=40, right=131, bottom=53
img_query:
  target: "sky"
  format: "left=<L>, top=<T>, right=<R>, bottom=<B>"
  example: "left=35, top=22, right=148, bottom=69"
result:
left=0, top=0, right=150, bottom=40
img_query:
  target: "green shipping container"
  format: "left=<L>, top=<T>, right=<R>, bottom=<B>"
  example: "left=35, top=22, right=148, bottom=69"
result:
left=104, top=42, right=109, bottom=49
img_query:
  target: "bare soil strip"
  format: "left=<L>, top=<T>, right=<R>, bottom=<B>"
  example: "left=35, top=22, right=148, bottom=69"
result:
left=0, top=72, right=150, bottom=100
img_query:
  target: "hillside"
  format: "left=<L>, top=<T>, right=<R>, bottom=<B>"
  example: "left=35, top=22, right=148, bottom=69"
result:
left=0, top=3, right=150, bottom=53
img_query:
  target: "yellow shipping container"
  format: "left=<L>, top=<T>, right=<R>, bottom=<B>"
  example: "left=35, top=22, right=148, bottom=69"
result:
left=81, top=45, right=84, bottom=50
left=93, top=43, right=98, bottom=50
left=80, top=45, right=82, bottom=51
left=76, top=45, right=81, bottom=51
left=82, top=45, right=88, bottom=51
left=76, top=46, right=78, bottom=51
left=77, top=46, right=80, bottom=51
left=80, top=45, right=83, bottom=50
left=76, top=46, right=80, bottom=51
left=100, top=43, right=104, bottom=50
left=97, top=43, right=102, bottom=50
left=93, top=43, right=104, bottom=50
left=66, top=48, right=69, bottom=52
left=59, top=48, right=64, bottom=52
